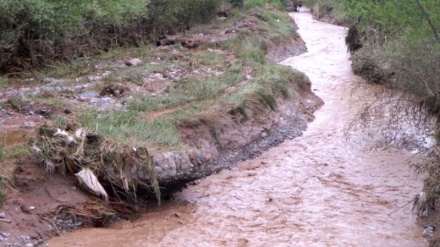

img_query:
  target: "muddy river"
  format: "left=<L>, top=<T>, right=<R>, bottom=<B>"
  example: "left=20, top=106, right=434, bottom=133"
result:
left=49, top=11, right=427, bottom=247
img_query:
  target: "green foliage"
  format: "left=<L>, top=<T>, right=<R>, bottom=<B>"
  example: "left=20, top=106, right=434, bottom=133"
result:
left=146, top=0, right=220, bottom=38
left=221, top=37, right=267, bottom=64
left=0, top=77, right=9, bottom=88
left=309, top=0, right=440, bottom=45
left=4, top=145, right=30, bottom=158
left=79, top=110, right=182, bottom=146
left=7, top=96, right=24, bottom=112
left=0, top=0, right=220, bottom=73
left=229, top=0, right=245, bottom=8
left=312, top=0, right=440, bottom=91
left=245, top=0, right=286, bottom=10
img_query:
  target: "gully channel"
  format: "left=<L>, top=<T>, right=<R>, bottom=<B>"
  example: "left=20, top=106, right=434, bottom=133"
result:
left=49, top=10, right=427, bottom=247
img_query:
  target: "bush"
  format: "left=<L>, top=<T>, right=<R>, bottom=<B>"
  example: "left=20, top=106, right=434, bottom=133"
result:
left=0, top=0, right=220, bottom=74
left=245, top=0, right=286, bottom=10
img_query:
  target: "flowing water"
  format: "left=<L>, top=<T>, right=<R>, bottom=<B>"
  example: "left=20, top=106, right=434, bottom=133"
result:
left=49, top=11, right=427, bottom=247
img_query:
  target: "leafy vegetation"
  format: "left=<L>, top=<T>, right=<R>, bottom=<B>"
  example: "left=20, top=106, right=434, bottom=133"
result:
left=0, top=0, right=221, bottom=73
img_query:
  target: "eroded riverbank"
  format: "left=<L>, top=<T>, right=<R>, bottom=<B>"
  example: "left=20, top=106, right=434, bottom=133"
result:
left=49, top=10, right=427, bottom=247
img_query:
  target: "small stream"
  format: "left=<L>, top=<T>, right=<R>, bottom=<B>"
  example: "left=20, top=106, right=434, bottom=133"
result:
left=49, top=11, right=427, bottom=247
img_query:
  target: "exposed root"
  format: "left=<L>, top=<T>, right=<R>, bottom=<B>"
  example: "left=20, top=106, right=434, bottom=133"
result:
left=31, top=124, right=161, bottom=206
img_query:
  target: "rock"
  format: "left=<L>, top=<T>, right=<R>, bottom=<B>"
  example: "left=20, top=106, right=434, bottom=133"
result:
left=25, top=243, right=33, bottom=247
left=188, top=149, right=203, bottom=166
left=1, top=232, right=10, bottom=238
left=156, top=38, right=176, bottom=47
left=153, top=152, right=178, bottom=178
left=181, top=39, right=200, bottom=49
left=88, top=97, right=111, bottom=106
left=18, top=235, right=30, bottom=243
left=125, top=58, right=142, bottom=66
left=35, top=108, right=53, bottom=119
left=174, top=151, right=193, bottom=176
left=20, top=205, right=34, bottom=214
left=77, top=91, right=99, bottom=102
left=423, top=225, right=436, bottom=236
left=43, top=77, right=57, bottom=84
left=88, top=75, right=103, bottom=81
left=0, top=212, right=5, bottom=219
left=21, top=121, right=36, bottom=129
left=100, top=84, right=129, bottom=97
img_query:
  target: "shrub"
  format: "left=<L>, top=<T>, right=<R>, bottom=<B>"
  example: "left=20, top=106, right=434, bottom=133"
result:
left=0, top=0, right=220, bottom=74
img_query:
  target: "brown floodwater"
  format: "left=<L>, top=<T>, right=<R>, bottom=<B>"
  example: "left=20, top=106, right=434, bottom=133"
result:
left=49, top=11, right=428, bottom=247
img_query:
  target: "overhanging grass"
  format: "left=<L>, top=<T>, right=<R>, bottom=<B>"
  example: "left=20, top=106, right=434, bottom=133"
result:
left=78, top=110, right=182, bottom=146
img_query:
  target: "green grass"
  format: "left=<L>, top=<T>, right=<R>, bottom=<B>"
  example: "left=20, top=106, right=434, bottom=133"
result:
left=53, top=115, right=71, bottom=129
left=4, top=145, right=30, bottom=158
left=195, top=51, right=227, bottom=66
left=220, top=37, right=267, bottom=64
left=78, top=110, right=183, bottom=146
left=245, top=0, right=285, bottom=10
left=6, top=96, right=24, bottom=112
left=0, top=77, right=10, bottom=88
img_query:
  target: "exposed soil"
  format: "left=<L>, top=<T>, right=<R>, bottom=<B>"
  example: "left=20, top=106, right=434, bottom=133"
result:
left=0, top=161, right=93, bottom=246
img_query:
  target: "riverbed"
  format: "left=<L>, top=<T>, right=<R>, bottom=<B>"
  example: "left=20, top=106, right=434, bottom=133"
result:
left=49, top=10, right=427, bottom=247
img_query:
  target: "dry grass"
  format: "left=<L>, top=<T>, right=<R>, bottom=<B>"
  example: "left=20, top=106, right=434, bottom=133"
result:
left=32, top=125, right=161, bottom=204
